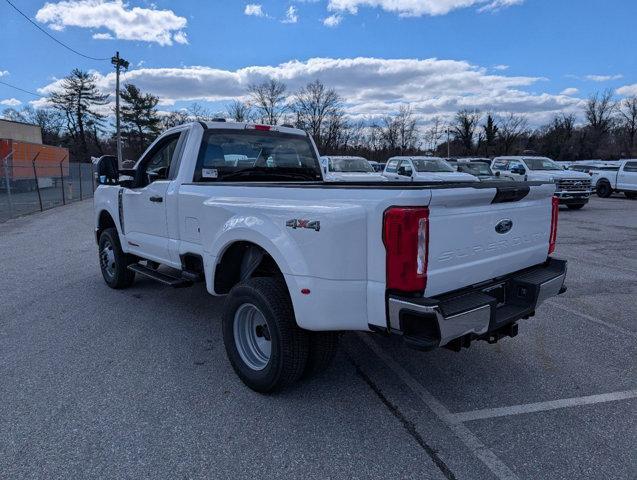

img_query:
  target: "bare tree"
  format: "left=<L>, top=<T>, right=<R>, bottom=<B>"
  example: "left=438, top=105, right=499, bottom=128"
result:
left=617, top=96, right=637, bottom=156
left=161, top=110, right=190, bottom=129
left=49, top=69, right=109, bottom=161
left=498, top=113, right=528, bottom=155
left=423, top=116, right=445, bottom=154
left=226, top=100, right=251, bottom=122
left=585, top=90, right=616, bottom=136
left=247, top=79, right=288, bottom=125
left=452, top=109, right=481, bottom=154
left=293, top=79, right=343, bottom=150
left=187, top=103, right=215, bottom=122
left=395, top=105, right=419, bottom=152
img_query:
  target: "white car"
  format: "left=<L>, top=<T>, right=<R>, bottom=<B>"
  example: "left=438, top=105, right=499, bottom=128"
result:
left=93, top=121, right=567, bottom=392
left=382, top=156, right=478, bottom=182
left=320, top=155, right=386, bottom=182
left=590, top=159, right=637, bottom=199
left=492, top=156, right=593, bottom=209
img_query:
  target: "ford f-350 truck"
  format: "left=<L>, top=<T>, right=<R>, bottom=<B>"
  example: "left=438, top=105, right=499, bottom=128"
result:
left=94, top=121, right=567, bottom=392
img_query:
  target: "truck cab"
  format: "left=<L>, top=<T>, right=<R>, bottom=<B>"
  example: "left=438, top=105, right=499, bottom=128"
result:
left=320, top=155, right=386, bottom=182
left=382, top=156, right=478, bottom=183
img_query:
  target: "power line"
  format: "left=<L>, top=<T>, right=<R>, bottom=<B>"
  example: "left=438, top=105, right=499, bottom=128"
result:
left=0, top=79, right=41, bottom=97
left=3, top=0, right=110, bottom=61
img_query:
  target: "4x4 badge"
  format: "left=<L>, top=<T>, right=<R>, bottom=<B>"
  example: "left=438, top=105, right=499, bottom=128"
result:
left=286, top=219, right=321, bottom=232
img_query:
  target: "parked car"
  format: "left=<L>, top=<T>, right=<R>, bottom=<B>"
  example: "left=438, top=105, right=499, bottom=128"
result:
left=492, top=156, right=592, bottom=209
left=382, top=156, right=478, bottom=182
left=590, top=160, right=637, bottom=198
left=93, top=121, right=567, bottom=392
left=568, top=162, right=619, bottom=174
left=320, top=155, right=386, bottom=182
left=455, top=159, right=501, bottom=181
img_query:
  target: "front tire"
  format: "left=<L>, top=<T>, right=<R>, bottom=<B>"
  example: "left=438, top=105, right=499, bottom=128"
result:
left=596, top=181, right=612, bottom=198
left=222, top=277, right=309, bottom=393
left=98, top=228, right=135, bottom=289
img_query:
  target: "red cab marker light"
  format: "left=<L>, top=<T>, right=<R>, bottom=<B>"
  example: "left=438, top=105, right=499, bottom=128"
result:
left=254, top=124, right=271, bottom=131
left=301, top=288, right=311, bottom=295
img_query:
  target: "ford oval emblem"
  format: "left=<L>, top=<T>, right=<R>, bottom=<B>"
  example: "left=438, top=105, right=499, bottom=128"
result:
left=495, top=219, right=513, bottom=234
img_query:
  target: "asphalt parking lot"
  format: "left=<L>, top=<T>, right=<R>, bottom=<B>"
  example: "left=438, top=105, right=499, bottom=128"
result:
left=1, top=196, right=635, bottom=480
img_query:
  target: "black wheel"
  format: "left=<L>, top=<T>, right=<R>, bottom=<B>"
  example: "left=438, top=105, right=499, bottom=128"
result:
left=596, top=181, right=612, bottom=198
left=625, top=191, right=637, bottom=200
left=98, top=227, right=135, bottom=289
left=222, top=277, right=309, bottom=393
left=567, top=204, right=585, bottom=210
left=302, top=332, right=339, bottom=378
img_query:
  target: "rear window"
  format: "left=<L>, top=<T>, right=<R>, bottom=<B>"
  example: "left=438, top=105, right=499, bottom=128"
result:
left=412, top=159, right=454, bottom=173
left=193, top=129, right=322, bottom=182
left=329, top=157, right=374, bottom=173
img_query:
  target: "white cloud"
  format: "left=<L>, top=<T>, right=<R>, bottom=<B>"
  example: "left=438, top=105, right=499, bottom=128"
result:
left=244, top=4, right=266, bottom=17
left=35, top=0, right=188, bottom=46
left=1, top=98, right=22, bottom=106
left=493, top=64, right=509, bottom=71
left=585, top=74, right=623, bottom=82
left=327, top=0, right=523, bottom=17
left=36, top=57, right=582, bottom=126
left=617, top=84, right=637, bottom=97
left=282, top=6, right=299, bottom=23
left=560, top=87, right=578, bottom=96
left=323, top=14, right=343, bottom=26
left=92, top=32, right=113, bottom=40
left=0, top=70, right=9, bottom=77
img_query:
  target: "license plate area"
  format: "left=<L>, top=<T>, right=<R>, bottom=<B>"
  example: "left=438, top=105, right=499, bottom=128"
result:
left=483, top=283, right=506, bottom=307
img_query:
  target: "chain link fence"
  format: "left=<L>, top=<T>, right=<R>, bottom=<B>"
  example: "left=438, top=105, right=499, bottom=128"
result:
left=1, top=160, right=96, bottom=223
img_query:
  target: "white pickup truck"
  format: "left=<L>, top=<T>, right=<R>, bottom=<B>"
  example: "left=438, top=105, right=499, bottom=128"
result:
left=382, top=156, right=478, bottom=182
left=320, top=155, right=386, bottom=182
left=589, top=160, right=637, bottom=199
left=492, top=156, right=592, bottom=209
left=94, top=121, right=567, bottom=392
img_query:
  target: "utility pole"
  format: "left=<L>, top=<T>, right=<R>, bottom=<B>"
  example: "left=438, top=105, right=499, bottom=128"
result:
left=111, top=51, right=129, bottom=168
left=446, top=124, right=450, bottom=158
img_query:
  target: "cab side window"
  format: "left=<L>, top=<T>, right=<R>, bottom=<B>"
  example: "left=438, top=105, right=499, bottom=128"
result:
left=508, top=160, right=523, bottom=171
left=385, top=159, right=399, bottom=173
left=139, top=134, right=180, bottom=186
left=624, top=161, right=637, bottom=172
left=492, top=160, right=508, bottom=171
left=398, top=160, right=413, bottom=176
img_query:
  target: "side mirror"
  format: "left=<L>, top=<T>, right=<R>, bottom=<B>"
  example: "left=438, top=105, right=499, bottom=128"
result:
left=511, top=166, right=526, bottom=175
left=397, top=166, right=409, bottom=176
left=495, top=171, right=501, bottom=177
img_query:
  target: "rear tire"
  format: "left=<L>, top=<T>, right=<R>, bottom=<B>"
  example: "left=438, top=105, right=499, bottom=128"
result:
left=303, top=332, right=339, bottom=378
left=98, top=227, right=135, bottom=289
left=625, top=191, right=637, bottom=200
left=596, top=181, right=612, bottom=198
left=567, top=204, right=585, bottom=210
left=222, top=277, right=309, bottom=393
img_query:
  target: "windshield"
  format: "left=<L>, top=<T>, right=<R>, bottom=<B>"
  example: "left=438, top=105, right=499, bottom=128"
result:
left=194, top=129, right=321, bottom=182
left=329, top=158, right=374, bottom=173
left=412, top=159, right=455, bottom=173
left=524, top=158, right=563, bottom=171
left=460, top=163, right=493, bottom=175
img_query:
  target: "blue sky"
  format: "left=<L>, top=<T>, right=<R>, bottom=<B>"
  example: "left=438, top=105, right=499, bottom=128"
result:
left=1, top=0, right=635, bottom=125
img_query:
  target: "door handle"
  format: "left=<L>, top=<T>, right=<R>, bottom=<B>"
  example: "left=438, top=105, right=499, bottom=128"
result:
left=149, top=196, right=163, bottom=203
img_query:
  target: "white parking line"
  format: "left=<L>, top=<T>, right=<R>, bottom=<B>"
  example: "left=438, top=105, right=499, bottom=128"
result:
left=358, top=334, right=521, bottom=480
left=545, top=300, right=637, bottom=339
left=447, top=390, right=637, bottom=423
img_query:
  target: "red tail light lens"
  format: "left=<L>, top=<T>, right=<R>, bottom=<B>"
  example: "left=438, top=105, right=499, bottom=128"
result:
left=253, top=124, right=271, bottom=131
left=549, top=196, right=559, bottom=254
left=383, top=207, right=429, bottom=293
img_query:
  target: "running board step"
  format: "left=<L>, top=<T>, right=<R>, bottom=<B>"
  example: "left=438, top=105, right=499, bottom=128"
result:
left=127, top=264, right=193, bottom=288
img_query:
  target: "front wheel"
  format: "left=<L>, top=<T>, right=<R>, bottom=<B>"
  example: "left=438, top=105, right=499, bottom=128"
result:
left=98, top=228, right=135, bottom=289
left=596, top=181, right=612, bottom=198
left=222, top=277, right=309, bottom=393
left=567, top=204, right=586, bottom=210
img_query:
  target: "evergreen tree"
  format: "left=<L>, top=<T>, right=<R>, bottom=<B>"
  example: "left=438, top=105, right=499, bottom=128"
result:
left=120, top=83, right=162, bottom=159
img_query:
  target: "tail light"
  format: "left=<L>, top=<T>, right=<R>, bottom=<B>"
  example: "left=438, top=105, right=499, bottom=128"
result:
left=383, top=207, right=429, bottom=293
left=549, top=196, right=559, bottom=254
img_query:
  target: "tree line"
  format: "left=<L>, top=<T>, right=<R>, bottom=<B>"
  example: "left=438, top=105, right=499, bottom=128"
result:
left=2, top=68, right=636, bottom=163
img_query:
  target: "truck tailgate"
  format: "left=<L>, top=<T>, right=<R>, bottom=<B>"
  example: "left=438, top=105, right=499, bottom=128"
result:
left=425, top=183, right=555, bottom=297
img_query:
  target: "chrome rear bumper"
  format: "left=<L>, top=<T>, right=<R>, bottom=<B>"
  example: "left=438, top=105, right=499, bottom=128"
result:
left=388, top=257, right=567, bottom=351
